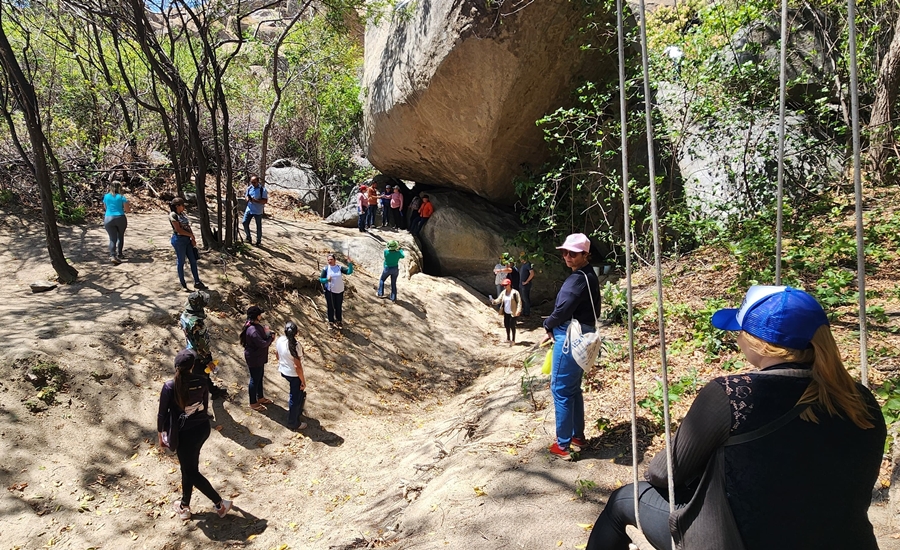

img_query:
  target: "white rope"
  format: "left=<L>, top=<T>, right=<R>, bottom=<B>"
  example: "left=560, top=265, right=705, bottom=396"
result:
left=636, top=0, right=676, bottom=524
left=847, top=0, right=869, bottom=387
left=614, top=0, right=641, bottom=530
left=775, top=0, right=789, bottom=285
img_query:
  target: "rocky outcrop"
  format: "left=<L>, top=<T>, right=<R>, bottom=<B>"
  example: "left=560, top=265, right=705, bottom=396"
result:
left=362, top=0, right=615, bottom=203
left=656, top=81, right=842, bottom=221
left=266, top=159, right=341, bottom=215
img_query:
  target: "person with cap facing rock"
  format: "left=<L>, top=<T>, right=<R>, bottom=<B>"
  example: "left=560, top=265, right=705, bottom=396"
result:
left=377, top=240, right=405, bottom=302
left=180, top=291, right=227, bottom=399
left=356, top=184, right=369, bottom=233
left=541, top=233, right=600, bottom=461
left=587, top=286, right=885, bottom=550
left=239, top=305, right=275, bottom=411
left=158, top=349, right=233, bottom=521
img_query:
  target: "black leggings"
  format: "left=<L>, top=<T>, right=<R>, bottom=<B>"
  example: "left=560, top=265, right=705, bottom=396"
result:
left=504, top=313, right=516, bottom=342
left=587, top=482, right=674, bottom=550
left=176, top=422, right=221, bottom=507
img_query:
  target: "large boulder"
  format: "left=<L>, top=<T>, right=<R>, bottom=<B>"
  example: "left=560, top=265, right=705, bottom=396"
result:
left=362, top=0, right=615, bottom=203
left=265, top=160, right=341, bottom=215
left=656, top=81, right=842, bottom=222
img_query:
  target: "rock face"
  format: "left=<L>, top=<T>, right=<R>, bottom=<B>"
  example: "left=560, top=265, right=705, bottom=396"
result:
left=362, top=0, right=615, bottom=203
left=265, top=159, right=341, bottom=215
left=656, top=82, right=842, bottom=221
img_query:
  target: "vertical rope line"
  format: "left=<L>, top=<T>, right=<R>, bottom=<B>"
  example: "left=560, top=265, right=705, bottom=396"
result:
left=775, top=0, right=789, bottom=285
left=615, top=0, right=640, bottom=529
left=636, top=0, right=675, bottom=518
left=848, top=0, right=868, bottom=387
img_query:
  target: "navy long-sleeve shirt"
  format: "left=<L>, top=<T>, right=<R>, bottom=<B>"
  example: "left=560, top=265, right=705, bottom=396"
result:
left=543, top=267, right=600, bottom=331
left=243, top=322, right=273, bottom=368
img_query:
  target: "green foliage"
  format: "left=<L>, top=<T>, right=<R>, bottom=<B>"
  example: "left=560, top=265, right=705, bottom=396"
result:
left=575, top=478, right=598, bottom=498
left=24, top=359, right=67, bottom=411
left=875, top=379, right=900, bottom=452
left=668, top=298, right=730, bottom=358
left=53, top=192, right=86, bottom=224
left=638, top=370, right=703, bottom=426
left=520, top=353, right=543, bottom=411
left=601, top=281, right=628, bottom=324
left=0, top=189, right=14, bottom=206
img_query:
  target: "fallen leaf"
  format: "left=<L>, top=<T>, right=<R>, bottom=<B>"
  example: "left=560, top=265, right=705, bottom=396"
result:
left=577, top=523, right=593, bottom=531
left=215, top=425, right=223, bottom=431
left=247, top=534, right=256, bottom=541
left=473, top=486, right=487, bottom=497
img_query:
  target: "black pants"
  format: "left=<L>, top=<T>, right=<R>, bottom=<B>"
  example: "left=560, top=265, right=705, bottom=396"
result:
left=587, top=482, right=674, bottom=550
left=325, top=290, right=344, bottom=323
left=504, top=313, right=517, bottom=342
left=176, top=422, right=221, bottom=507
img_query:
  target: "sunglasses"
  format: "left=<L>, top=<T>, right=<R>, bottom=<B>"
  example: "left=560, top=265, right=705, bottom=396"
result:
left=561, top=250, right=583, bottom=257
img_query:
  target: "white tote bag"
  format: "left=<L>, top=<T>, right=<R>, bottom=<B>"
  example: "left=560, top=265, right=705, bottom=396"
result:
left=562, top=272, right=602, bottom=372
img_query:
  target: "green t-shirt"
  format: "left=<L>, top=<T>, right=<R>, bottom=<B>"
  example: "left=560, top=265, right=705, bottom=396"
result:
left=384, top=249, right=405, bottom=268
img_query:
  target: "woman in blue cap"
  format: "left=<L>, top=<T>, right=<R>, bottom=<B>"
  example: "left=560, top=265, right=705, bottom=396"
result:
left=587, top=286, right=885, bottom=550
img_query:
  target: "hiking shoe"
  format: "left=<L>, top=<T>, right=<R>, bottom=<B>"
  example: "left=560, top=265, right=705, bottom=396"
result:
left=549, top=442, right=572, bottom=461
left=180, top=284, right=189, bottom=292
left=570, top=437, right=587, bottom=452
left=194, top=282, right=208, bottom=290
left=172, top=500, right=191, bottom=520
left=110, top=256, right=121, bottom=265
left=215, top=500, right=232, bottom=518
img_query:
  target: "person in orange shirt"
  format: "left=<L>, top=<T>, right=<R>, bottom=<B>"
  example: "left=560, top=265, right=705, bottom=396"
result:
left=366, top=183, right=379, bottom=229
left=410, top=194, right=433, bottom=236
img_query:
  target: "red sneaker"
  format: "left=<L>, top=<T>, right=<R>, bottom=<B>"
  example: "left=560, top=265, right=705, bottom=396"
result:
left=549, top=442, right=572, bottom=460
left=570, top=437, right=587, bottom=452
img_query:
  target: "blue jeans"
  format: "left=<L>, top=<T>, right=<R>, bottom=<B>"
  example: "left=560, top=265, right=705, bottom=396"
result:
left=248, top=366, right=265, bottom=404
left=411, top=216, right=429, bottom=236
left=242, top=211, right=262, bottom=243
left=325, top=290, right=344, bottom=323
left=381, top=202, right=391, bottom=226
left=551, top=322, right=593, bottom=449
left=357, top=208, right=366, bottom=231
left=103, top=215, right=127, bottom=257
left=171, top=234, right=201, bottom=288
left=521, top=282, right=532, bottom=315
left=586, top=482, right=676, bottom=550
left=366, top=204, right=377, bottom=227
left=378, top=266, right=399, bottom=300
left=281, top=374, right=307, bottom=429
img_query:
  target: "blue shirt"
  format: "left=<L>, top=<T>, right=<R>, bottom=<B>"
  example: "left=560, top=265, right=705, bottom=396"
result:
left=520, top=262, right=533, bottom=285
left=104, top=193, right=128, bottom=216
left=543, top=267, right=600, bottom=331
left=246, top=185, right=267, bottom=215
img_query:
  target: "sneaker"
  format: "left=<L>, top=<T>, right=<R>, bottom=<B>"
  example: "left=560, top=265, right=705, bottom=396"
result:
left=215, top=500, right=232, bottom=518
left=570, top=437, right=587, bottom=452
left=172, top=500, right=191, bottom=520
left=194, top=282, right=208, bottom=290
left=549, top=442, right=572, bottom=461
left=110, top=256, right=121, bottom=265
left=289, top=421, right=309, bottom=430
left=335, top=322, right=343, bottom=330
left=116, top=254, right=126, bottom=260
left=180, top=284, right=189, bottom=292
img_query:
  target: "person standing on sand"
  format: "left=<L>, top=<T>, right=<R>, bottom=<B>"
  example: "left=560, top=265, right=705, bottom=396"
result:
left=168, top=198, right=207, bottom=292
left=490, top=278, right=522, bottom=345
left=519, top=254, right=535, bottom=316
left=275, top=321, right=308, bottom=431
left=102, top=181, right=131, bottom=264
left=240, top=305, right=275, bottom=411
left=242, top=175, right=268, bottom=246
left=377, top=240, right=405, bottom=302
left=158, top=349, right=233, bottom=521
left=180, top=291, right=227, bottom=399
left=356, top=184, right=369, bottom=233
left=320, top=254, right=354, bottom=329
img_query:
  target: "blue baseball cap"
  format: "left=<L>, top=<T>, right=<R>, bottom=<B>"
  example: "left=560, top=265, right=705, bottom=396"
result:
left=711, top=285, right=828, bottom=349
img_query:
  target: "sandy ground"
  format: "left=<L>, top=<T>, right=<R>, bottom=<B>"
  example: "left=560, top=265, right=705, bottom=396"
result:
left=0, top=206, right=898, bottom=549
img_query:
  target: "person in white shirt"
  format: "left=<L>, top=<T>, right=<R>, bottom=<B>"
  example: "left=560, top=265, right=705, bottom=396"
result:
left=319, top=254, right=354, bottom=329
left=490, top=279, right=522, bottom=345
left=275, top=321, right=307, bottom=430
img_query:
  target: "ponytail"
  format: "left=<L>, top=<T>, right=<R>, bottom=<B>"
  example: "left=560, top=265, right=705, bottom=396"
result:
left=174, top=364, right=191, bottom=409
left=284, top=321, right=299, bottom=358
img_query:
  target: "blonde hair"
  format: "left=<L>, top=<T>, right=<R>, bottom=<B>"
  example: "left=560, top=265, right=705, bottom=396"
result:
left=109, top=181, right=123, bottom=195
left=741, top=327, right=874, bottom=429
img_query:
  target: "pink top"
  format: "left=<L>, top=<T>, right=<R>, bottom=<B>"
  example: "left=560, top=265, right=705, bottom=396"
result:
left=357, top=191, right=368, bottom=209
left=390, top=190, right=404, bottom=209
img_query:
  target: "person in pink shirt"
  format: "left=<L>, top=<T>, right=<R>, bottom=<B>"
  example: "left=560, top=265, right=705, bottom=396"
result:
left=356, top=184, right=368, bottom=233
left=390, top=186, right=405, bottom=229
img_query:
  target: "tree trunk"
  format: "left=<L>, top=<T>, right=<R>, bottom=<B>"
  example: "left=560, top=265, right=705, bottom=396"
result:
left=869, top=15, right=900, bottom=184
left=0, top=25, right=78, bottom=283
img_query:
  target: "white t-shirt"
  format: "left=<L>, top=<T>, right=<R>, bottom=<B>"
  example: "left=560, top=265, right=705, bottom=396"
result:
left=502, top=293, right=513, bottom=315
left=325, top=264, right=345, bottom=293
left=276, top=335, right=302, bottom=377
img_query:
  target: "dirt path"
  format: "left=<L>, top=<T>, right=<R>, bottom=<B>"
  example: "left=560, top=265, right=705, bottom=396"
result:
left=0, top=208, right=897, bottom=549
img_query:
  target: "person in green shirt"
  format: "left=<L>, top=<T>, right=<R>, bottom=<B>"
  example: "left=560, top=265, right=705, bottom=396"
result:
left=377, top=240, right=405, bottom=302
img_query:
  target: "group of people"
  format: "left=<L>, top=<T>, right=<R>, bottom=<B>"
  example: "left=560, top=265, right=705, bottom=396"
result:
left=142, top=186, right=885, bottom=546
left=541, top=232, right=885, bottom=550
left=355, top=181, right=434, bottom=236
